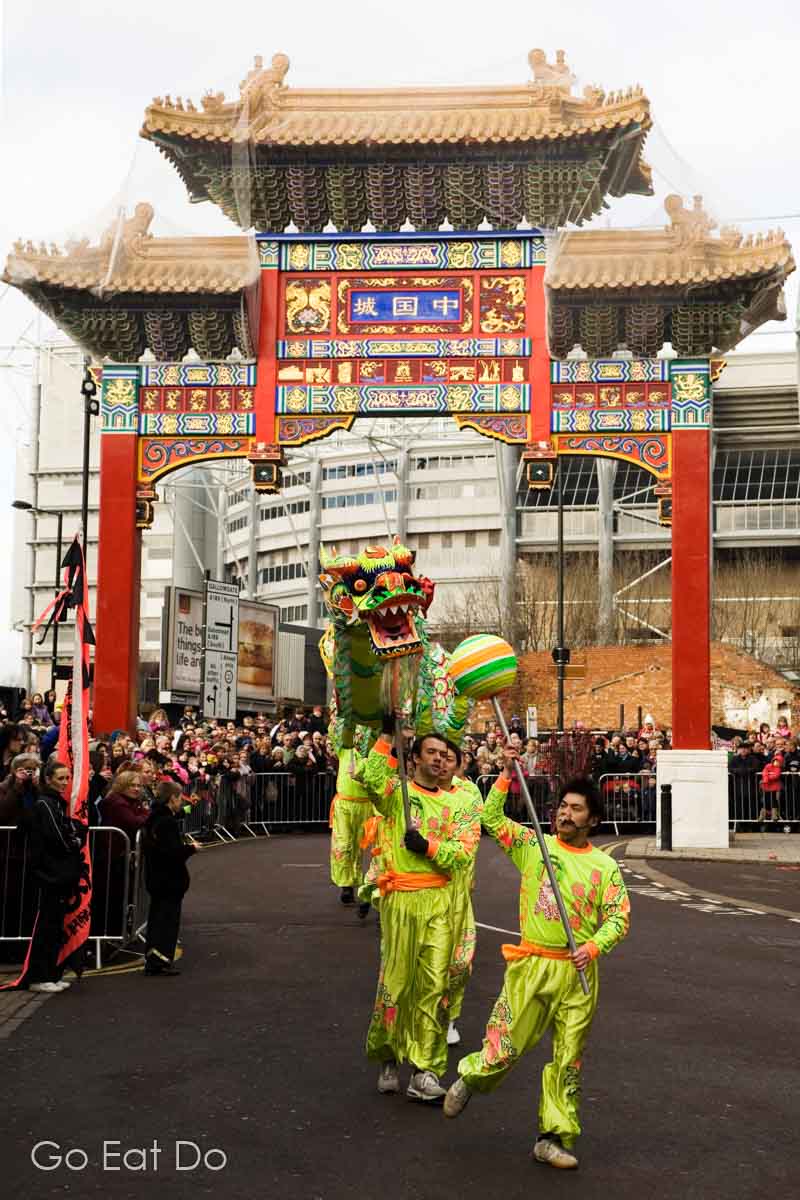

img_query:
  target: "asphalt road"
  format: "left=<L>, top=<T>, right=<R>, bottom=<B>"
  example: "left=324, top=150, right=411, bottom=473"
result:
left=2, top=832, right=797, bottom=1200
left=640, top=858, right=800, bottom=914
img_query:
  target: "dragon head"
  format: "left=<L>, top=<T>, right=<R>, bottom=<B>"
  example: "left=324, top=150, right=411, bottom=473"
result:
left=319, top=536, right=432, bottom=660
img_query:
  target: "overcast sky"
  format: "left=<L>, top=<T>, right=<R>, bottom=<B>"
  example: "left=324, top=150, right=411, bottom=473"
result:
left=1, top=0, right=798, bottom=680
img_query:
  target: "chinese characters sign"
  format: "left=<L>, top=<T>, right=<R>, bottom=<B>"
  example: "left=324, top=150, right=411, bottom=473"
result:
left=348, top=289, right=462, bottom=323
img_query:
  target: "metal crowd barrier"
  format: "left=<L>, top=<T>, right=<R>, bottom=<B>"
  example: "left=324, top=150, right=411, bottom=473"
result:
left=728, top=771, right=800, bottom=831
left=0, top=825, right=133, bottom=971
left=597, top=773, right=658, bottom=834
left=223, top=771, right=336, bottom=834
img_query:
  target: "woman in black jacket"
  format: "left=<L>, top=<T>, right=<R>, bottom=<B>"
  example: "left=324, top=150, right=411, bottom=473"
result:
left=24, top=759, right=83, bottom=993
left=143, top=780, right=199, bottom=977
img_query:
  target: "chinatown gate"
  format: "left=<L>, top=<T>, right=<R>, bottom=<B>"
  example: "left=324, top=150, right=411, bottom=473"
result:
left=7, top=51, right=794, bottom=757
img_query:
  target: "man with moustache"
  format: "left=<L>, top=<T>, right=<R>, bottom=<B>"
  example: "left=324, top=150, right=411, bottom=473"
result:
left=443, top=748, right=630, bottom=1171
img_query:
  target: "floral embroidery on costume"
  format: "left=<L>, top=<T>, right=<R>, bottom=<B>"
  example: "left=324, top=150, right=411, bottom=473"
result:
left=482, top=994, right=518, bottom=1069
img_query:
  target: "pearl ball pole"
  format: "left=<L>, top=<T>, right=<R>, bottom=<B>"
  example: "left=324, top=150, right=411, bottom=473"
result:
left=491, top=696, right=590, bottom=996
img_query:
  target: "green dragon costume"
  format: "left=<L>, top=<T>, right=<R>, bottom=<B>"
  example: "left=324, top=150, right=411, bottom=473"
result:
left=318, top=537, right=470, bottom=752
left=319, top=538, right=471, bottom=910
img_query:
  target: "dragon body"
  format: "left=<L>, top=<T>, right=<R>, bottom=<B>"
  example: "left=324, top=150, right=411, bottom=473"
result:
left=319, top=537, right=470, bottom=751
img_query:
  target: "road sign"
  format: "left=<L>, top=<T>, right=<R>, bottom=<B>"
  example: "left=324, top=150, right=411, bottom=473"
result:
left=205, top=579, right=240, bottom=653
left=202, top=650, right=238, bottom=720
left=526, top=705, right=538, bottom=738
left=202, top=578, right=240, bottom=719
left=550, top=664, right=587, bottom=680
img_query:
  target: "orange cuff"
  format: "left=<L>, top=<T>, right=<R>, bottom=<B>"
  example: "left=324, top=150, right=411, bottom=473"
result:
left=493, top=775, right=511, bottom=794
left=425, top=836, right=441, bottom=859
left=374, top=736, right=398, bottom=768
left=583, top=941, right=600, bottom=961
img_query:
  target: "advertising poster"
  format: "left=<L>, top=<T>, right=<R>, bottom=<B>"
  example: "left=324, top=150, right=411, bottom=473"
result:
left=162, top=588, right=278, bottom=706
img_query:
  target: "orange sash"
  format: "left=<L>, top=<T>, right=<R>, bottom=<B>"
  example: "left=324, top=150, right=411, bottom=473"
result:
left=501, top=939, right=571, bottom=962
left=328, top=791, right=372, bottom=828
left=359, top=814, right=380, bottom=849
left=377, top=870, right=449, bottom=897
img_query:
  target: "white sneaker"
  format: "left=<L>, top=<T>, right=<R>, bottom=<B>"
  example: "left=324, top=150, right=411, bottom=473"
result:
left=446, top=1021, right=461, bottom=1046
left=29, top=982, right=62, bottom=994
left=532, top=1136, right=578, bottom=1169
left=53, top=980, right=71, bottom=991
left=406, top=1070, right=447, bottom=1103
left=377, top=1061, right=400, bottom=1094
left=443, top=1077, right=472, bottom=1118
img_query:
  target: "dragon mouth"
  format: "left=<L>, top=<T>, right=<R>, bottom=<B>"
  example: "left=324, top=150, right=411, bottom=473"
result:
left=365, top=596, right=423, bottom=657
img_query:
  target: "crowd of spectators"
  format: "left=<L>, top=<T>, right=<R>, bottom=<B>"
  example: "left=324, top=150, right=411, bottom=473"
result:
left=0, top=698, right=340, bottom=839
left=725, top=721, right=800, bottom=826
left=1, top=693, right=797, bottom=834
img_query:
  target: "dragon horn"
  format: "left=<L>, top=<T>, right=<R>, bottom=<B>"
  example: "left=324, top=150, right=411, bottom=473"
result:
left=319, top=544, right=335, bottom=570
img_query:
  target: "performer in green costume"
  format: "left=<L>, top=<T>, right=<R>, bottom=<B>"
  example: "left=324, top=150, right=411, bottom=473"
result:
left=329, top=745, right=374, bottom=913
left=444, top=752, right=630, bottom=1170
left=362, top=729, right=480, bottom=1103
left=436, top=743, right=483, bottom=1048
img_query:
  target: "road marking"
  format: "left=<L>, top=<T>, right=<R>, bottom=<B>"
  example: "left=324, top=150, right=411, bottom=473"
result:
left=651, top=882, right=664, bottom=888
left=282, top=863, right=326, bottom=868
left=632, top=874, right=647, bottom=880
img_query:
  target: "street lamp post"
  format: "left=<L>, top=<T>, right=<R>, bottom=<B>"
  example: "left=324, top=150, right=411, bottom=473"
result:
left=80, top=358, right=99, bottom=553
left=556, top=461, right=566, bottom=730
left=12, top=501, right=64, bottom=693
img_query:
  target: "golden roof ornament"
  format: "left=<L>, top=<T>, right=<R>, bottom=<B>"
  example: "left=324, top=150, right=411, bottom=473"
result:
left=528, top=48, right=575, bottom=92
left=239, top=52, right=290, bottom=110
left=664, top=194, right=717, bottom=246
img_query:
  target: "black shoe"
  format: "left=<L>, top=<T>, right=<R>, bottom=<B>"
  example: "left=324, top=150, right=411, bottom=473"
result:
left=144, top=955, right=181, bottom=976
left=340, top=887, right=355, bottom=905
left=358, top=902, right=371, bottom=919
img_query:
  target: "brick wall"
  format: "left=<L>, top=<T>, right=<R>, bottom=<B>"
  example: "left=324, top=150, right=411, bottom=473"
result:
left=471, top=642, right=799, bottom=733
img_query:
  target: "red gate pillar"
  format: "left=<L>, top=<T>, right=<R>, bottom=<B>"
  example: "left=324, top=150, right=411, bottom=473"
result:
left=670, top=362, right=712, bottom=749
left=93, top=368, right=142, bottom=734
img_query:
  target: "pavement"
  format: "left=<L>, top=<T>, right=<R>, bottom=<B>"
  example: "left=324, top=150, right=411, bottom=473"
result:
left=1, top=831, right=797, bottom=1200
left=624, top=832, right=800, bottom=865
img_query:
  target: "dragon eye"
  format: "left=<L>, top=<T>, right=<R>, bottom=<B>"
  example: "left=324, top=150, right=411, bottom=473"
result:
left=353, top=579, right=368, bottom=593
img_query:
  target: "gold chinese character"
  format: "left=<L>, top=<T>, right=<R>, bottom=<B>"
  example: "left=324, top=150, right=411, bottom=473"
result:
left=394, top=361, right=412, bottom=382
left=142, top=389, right=158, bottom=411
left=238, top=390, right=253, bottom=410
left=511, top=361, right=525, bottom=382
left=392, top=296, right=419, bottom=317
left=189, top=389, right=208, bottom=412
left=431, top=295, right=459, bottom=317
left=337, top=362, right=353, bottom=383
left=165, top=389, right=181, bottom=411
left=353, top=296, right=379, bottom=317
left=216, top=389, right=231, bottom=410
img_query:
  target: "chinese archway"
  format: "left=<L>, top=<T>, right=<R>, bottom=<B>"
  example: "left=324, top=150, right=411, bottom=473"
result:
left=5, top=51, right=794, bottom=741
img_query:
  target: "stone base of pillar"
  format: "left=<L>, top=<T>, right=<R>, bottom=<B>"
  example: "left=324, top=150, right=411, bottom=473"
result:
left=656, top=750, right=729, bottom=849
